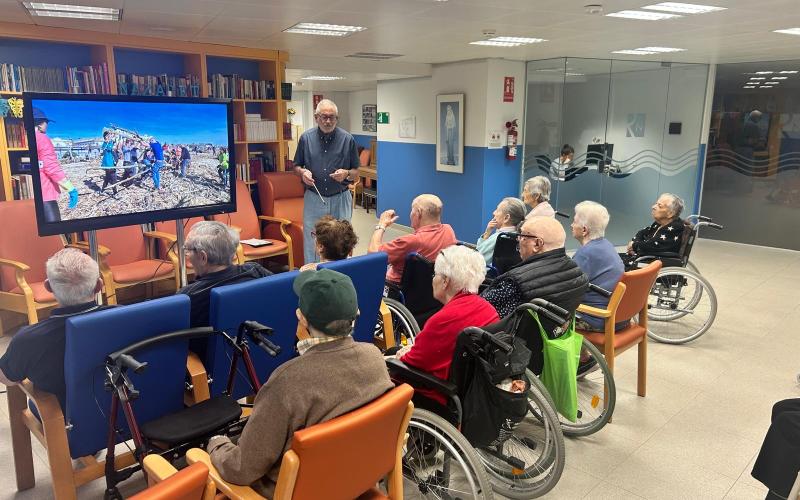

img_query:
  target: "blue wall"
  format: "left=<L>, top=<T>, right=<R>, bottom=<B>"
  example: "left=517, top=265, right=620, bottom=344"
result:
left=377, top=141, right=521, bottom=241
left=114, top=48, right=187, bottom=76
left=0, top=39, right=93, bottom=67
left=206, top=56, right=260, bottom=81
left=352, top=134, right=374, bottom=151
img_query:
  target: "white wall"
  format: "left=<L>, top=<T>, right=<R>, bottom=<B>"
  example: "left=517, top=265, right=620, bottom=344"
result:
left=485, top=59, right=526, bottom=147
left=347, top=88, right=378, bottom=137
left=378, top=77, right=435, bottom=144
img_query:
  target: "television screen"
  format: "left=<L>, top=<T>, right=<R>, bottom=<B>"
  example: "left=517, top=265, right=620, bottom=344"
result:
left=23, top=93, right=235, bottom=236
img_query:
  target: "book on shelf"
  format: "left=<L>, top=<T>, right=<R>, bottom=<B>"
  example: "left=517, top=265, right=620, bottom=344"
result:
left=117, top=73, right=200, bottom=97
left=208, top=74, right=275, bottom=100
left=1, top=62, right=110, bottom=93
left=283, top=122, right=293, bottom=141
left=5, top=120, right=28, bottom=149
left=248, top=150, right=277, bottom=178
left=11, top=174, right=34, bottom=200
left=245, top=114, right=278, bottom=142
left=236, top=162, right=251, bottom=182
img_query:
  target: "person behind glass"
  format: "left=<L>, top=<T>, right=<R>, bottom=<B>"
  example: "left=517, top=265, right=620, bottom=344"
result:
left=293, top=99, right=360, bottom=265
left=523, top=176, right=555, bottom=219
left=178, top=221, right=271, bottom=328
left=570, top=201, right=627, bottom=333
left=33, top=108, right=78, bottom=222
left=392, top=245, right=499, bottom=411
left=0, top=249, right=105, bottom=412
left=299, top=216, right=359, bottom=272
left=100, top=131, right=118, bottom=194
left=476, top=197, right=527, bottom=266
left=623, top=193, right=685, bottom=268
left=207, top=269, right=393, bottom=498
left=752, top=398, right=800, bottom=500
left=550, top=144, right=574, bottom=181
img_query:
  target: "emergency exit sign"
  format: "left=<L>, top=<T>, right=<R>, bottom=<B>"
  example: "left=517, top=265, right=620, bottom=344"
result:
left=377, top=112, right=390, bottom=124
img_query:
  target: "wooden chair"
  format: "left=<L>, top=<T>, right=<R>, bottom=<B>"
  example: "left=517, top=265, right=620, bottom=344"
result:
left=75, top=224, right=180, bottom=305
left=576, top=260, right=662, bottom=398
left=130, top=456, right=215, bottom=500
left=256, top=173, right=304, bottom=268
left=186, top=384, right=414, bottom=500
left=215, top=180, right=294, bottom=269
left=0, top=199, right=63, bottom=331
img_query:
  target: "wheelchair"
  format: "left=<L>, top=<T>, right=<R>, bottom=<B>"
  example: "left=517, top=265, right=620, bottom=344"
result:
left=388, top=314, right=566, bottom=499
left=101, top=321, right=280, bottom=499
left=631, top=215, right=724, bottom=344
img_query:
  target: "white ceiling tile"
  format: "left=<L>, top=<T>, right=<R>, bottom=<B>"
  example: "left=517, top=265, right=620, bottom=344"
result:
left=121, top=0, right=223, bottom=16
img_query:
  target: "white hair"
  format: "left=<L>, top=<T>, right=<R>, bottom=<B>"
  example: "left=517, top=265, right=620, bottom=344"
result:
left=524, top=176, right=551, bottom=202
left=660, top=193, right=685, bottom=218
left=315, top=99, right=338, bottom=116
left=500, top=197, right=527, bottom=227
left=186, top=221, right=239, bottom=266
left=574, top=201, right=610, bottom=240
left=434, top=245, right=486, bottom=294
left=45, top=248, right=100, bottom=306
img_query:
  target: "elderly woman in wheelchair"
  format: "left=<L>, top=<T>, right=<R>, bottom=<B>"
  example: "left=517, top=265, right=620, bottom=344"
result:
left=623, top=193, right=686, bottom=269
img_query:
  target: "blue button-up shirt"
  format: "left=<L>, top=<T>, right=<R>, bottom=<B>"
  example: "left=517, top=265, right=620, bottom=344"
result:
left=293, top=126, right=360, bottom=197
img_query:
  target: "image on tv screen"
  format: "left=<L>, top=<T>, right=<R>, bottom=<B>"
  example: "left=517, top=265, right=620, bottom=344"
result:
left=28, top=97, right=232, bottom=232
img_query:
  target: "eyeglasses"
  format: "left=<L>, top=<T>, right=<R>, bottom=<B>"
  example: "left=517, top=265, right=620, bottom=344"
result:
left=316, top=114, right=338, bottom=122
left=311, top=231, right=317, bottom=239
left=516, top=232, right=542, bottom=243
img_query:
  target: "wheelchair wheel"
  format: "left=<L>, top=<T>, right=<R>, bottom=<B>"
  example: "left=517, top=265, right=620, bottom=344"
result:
left=647, top=267, right=718, bottom=344
left=403, top=409, right=494, bottom=500
left=476, top=373, right=566, bottom=499
left=374, top=298, right=420, bottom=350
left=686, top=260, right=700, bottom=274
left=560, top=338, right=616, bottom=437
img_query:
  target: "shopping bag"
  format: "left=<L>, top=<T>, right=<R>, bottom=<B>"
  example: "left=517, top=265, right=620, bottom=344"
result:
left=530, top=311, right=582, bottom=422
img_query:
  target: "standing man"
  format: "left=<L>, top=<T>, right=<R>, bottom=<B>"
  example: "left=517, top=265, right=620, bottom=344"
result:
left=293, top=99, right=360, bottom=265
left=148, top=137, right=165, bottom=190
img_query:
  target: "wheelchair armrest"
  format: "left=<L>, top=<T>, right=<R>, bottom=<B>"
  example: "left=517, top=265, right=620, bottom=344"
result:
left=385, top=358, right=458, bottom=398
left=634, top=252, right=681, bottom=263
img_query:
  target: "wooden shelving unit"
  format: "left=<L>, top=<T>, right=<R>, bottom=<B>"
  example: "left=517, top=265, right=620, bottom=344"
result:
left=0, top=21, right=289, bottom=201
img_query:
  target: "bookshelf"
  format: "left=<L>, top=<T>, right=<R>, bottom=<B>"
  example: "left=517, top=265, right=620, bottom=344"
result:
left=0, top=21, right=289, bottom=201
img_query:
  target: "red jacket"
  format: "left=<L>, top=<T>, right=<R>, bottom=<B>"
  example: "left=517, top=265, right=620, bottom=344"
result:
left=401, top=292, right=499, bottom=405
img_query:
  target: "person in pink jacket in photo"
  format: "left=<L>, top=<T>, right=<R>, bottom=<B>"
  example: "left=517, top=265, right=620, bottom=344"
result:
left=33, top=108, right=78, bottom=222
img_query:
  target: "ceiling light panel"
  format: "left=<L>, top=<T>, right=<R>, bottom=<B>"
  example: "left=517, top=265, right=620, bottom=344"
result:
left=755, top=71, right=774, bottom=74
left=302, top=76, right=345, bottom=81
left=771, top=76, right=788, bottom=80
left=606, top=10, right=682, bottom=20
left=749, top=77, right=767, bottom=80
left=642, top=2, right=726, bottom=14
left=780, top=70, right=799, bottom=74
left=743, top=86, right=755, bottom=88
left=638, top=46, right=687, bottom=52
left=29, top=10, right=117, bottom=20
left=774, top=28, right=800, bottom=36
left=470, top=41, right=523, bottom=47
left=760, top=86, right=774, bottom=88
left=612, top=49, right=660, bottom=55
left=284, top=22, right=366, bottom=37
left=23, top=2, right=121, bottom=19
left=489, top=37, right=547, bottom=44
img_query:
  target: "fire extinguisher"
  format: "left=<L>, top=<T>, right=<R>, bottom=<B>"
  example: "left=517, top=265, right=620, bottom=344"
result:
left=505, top=119, right=518, bottom=160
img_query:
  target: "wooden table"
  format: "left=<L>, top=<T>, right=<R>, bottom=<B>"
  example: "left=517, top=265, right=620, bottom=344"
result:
left=358, top=166, right=377, bottom=182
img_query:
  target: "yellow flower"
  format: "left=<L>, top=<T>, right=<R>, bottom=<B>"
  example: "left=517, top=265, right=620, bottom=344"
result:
left=8, top=97, right=24, bottom=118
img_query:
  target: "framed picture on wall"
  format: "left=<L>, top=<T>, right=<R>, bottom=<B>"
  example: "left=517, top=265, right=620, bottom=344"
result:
left=362, top=104, right=377, bottom=132
left=436, top=93, right=464, bottom=173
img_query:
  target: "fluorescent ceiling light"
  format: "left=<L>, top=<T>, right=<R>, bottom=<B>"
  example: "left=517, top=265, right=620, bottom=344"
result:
left=774, top=28, right=800, bottom=36
left=612, top=49, right=660, bottom=55
left=760, top=86, right=774, bottom=88
left=749, top=77, right=767, bottom=80
left=302, top=76, right=345, bottom=81
left=638, top=46, right=687, bottom=52
left=606, top=10, right=682, bottom=20
left=470, top=40, right=523, bottom=47
left=755, top=71, right=774, bottom=74
left=743, top=86, right=755, bottom=88
left=642, top=2, right=726, bottom=14
left=23, top=2, right=121, bottom=20
left=284, top=22, right=366, bottom=36
left=768, top=81, right=782, bottom=84
left=780, top=70, right=799, bottom=74
left=772, top=76, right=788, bottom=80
left=489, top=36, right=547, bottom=44
left=565, top=72, right=585, bottom=76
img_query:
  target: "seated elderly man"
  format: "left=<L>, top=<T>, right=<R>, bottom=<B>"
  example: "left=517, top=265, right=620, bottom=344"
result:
left=368, top=194, right=456, bottom=283
left=178, top=221, right=271, bottom=327
left=0, top=248, right=105, bottom=412
left=623, top=193, right=685, bottom=268
left=476, top=197, right=527, bottom=266
left=207, top=269, right=393, bottom=497
left=394, top=245, right=498, bottom=410
left=571, top=201, right=627, bottom=332
left=482, top=216, right=588, bottom=326
left=522, top=176, right=555, bottom=219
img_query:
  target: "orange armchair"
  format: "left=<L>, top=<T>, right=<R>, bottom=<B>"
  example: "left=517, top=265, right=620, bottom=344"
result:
left=0, top=199, right=62, bottom=330
left=130, top=455, right=215, bottom=500
left=256, top=172, right=304, bottom=268
left=186, top=384, right=414, bottom=499
left=577, top=260, right=662, bottom=398
left=216, top=180, right=294, bottom=269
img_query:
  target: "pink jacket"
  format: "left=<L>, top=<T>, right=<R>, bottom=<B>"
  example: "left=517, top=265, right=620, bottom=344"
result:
left=36, top=130, right=66, bottom=202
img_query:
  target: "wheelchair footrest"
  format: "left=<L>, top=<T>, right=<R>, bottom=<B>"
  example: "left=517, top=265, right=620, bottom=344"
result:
left=140, top=395, right=243, bottom=446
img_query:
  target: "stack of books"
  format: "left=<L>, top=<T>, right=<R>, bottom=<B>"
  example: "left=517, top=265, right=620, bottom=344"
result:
left=209, top=74, right=275, bottom=100
left=11, top=174, right=33, bottom=200
left=1, top=62, right=111, bottom=93
left=5, top=121, right=28, bottom=149
left=248, top=150, right=277, bottom=179
left=116, top=73, right=200, bottom=97
left=245, top=113, right=278, bottom=142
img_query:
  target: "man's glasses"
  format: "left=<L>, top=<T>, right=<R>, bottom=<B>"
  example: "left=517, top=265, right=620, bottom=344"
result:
left=515, top=232, right=542, bottom=243
left=316, top=114, right=338, bottom=122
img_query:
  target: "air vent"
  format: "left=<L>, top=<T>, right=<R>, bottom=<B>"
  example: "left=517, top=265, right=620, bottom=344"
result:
left=346, top=52, right=404, bottom=60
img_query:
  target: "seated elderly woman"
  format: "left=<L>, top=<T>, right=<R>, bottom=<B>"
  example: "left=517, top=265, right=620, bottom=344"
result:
left=623, top=192, right=686, bottom=267
left=476, top=197, right=527, bottom=265
left=523, top=176, right=555, bottom=219
left=570, top=201, right=627, bottom=332
left=394, top=244, right=499, bottom=409
left=299, top=215, right=359, bottom=271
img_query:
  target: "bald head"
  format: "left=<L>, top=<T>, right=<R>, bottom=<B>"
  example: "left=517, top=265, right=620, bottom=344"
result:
left=523, top=216, right=566, bottom=252
left=411, top=194, right=443, bottom=227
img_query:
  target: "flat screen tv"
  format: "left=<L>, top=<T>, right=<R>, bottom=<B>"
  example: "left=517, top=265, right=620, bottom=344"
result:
left=23, top=93, right=236, bottom=236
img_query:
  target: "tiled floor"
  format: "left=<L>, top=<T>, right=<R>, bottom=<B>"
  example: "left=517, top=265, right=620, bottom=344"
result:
left=1, top=206, right=798, bottom=499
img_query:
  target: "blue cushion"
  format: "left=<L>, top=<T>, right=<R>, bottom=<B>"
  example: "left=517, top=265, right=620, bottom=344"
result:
left=64, top=295, right=191, bottom=458
left=319, top=252, right=388, bottom=343
left=208, top=272, right=300, bottom=399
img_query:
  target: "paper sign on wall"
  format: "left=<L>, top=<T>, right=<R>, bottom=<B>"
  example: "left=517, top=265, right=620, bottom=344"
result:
left=503, top=77, right=515, bottom=103
left=488, top=130, right=503, bottom=149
